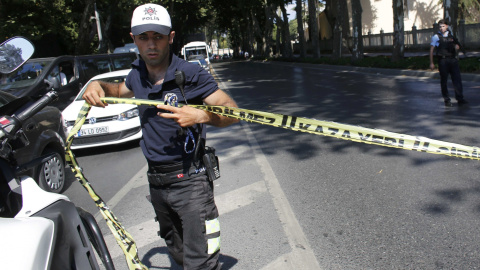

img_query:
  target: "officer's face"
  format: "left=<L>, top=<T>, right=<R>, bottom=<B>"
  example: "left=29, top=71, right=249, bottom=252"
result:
left=438, top=23, right=448, bottom=34
left=131, top=31, right=175, bottom=68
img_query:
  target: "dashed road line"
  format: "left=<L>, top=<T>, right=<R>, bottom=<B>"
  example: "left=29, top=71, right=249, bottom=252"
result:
left=101, top=66, right=321, bottom=269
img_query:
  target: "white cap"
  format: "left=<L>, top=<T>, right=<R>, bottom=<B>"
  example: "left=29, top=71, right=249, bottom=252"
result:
left=131, top=4, right=171, bottom=35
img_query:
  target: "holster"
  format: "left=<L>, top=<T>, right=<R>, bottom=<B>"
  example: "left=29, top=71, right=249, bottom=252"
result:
left=202, top=146, right=220, bottom=181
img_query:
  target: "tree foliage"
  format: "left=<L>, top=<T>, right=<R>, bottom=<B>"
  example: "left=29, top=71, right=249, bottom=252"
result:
left=1, top=0, right=474, bottom=60
left=460, top=0, right=480, bottom=23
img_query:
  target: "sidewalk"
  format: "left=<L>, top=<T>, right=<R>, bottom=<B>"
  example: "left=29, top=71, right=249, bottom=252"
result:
left=287, top=51, right=480, bottom=82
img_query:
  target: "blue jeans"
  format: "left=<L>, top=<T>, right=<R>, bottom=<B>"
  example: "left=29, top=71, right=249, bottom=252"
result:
left=438, top=57, right=464, bottom=102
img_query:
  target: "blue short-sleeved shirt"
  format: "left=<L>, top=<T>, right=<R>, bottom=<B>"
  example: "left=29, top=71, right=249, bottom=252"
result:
left=430, top=31, right=449, bottom=47
left=125, top=54, right=218, bottom=164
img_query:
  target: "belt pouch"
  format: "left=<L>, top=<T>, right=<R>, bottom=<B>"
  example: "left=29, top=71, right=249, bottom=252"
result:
left=202, top=146, right=220, bottom=181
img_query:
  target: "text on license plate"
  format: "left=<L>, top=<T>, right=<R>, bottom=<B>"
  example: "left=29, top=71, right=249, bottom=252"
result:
left=76, top=126, right=109, bottom=137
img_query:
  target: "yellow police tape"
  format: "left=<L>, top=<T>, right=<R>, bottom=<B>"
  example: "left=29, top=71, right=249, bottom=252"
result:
left=101, top=97, right=480, bottom=160
left=65, top=102, right=148, bottom=270
left=65, top=97, right=480, bottom=270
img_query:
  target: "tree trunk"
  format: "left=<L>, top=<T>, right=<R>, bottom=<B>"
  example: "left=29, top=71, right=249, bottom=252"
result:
left=392, top=0, right=405, bottom=61
left=351, top=0, right=363, bottom=61
left=444, top=0, right=459, bottom=35
left=332, top=0, right=343, bottom=59
left=340, top=0, right=350, bottom=43
left=251, top=10, right=264, bottom=57
left=275, top=12, right=281, bottom=57
left=296, top=0, right=306, bottom=58
left=75, top=0, right=95, bottom=55
left=264, top=3, right=276, bottom=58
left=308, top=0, right=320, bottom=57
left=248, top=14, right=255, bottom=56
left=280, top=4, right=293, bottom=58
left=98, top=4, right=114, bottom=54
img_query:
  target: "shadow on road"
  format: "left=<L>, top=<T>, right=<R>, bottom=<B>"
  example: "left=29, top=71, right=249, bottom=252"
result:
left=213, top=61, right=480, bottom=167
left=140, top=247, right=238, bottom=270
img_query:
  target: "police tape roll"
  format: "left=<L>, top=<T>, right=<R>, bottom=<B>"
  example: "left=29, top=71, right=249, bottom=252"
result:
left=65, top=102, right=148, bottom=270
left=101, top=97, right=480, bottom=161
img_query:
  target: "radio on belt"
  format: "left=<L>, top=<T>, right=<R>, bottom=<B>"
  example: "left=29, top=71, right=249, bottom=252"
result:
left=202, top=146, right=220, bottom=180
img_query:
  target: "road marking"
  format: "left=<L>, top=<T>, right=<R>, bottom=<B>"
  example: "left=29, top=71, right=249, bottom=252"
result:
left=241, top=121, right=322, bottom=270
left=94, top=164, right=148, bottom=222
left=103, top=180, right=268, bottom=259
left=217, top=68, right=321, bottom=269
left=101, top=67, right=321, bottom=269
left=207, top=141, right=251, bottom=162
left=216, top=181, right=267, bottom=215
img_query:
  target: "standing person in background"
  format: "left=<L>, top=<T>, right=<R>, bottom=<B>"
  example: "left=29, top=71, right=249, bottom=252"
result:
left=429, top=19, right=468, bottom=107
left=82, top=3, right=238, bottom=269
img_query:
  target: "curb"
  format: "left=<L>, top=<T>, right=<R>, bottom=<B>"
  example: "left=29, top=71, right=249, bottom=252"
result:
left=261, top=60, right=480, bottom=82
left=327, top=65, right=480, bottom=82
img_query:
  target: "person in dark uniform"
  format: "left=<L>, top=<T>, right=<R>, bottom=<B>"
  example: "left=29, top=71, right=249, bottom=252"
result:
left=82, top=4, right=238, bottom=269
left=429, top=19, right=468, bottom=107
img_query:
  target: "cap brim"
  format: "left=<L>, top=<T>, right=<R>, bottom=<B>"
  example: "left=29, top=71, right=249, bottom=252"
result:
left=132, top=24, right=171, bottom=35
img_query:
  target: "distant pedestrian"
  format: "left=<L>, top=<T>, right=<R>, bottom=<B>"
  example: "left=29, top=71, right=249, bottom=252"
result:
left=429, top=19, right=468, bottom=107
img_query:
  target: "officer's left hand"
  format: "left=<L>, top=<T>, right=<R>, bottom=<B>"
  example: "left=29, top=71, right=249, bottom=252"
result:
left=156, top=104, right=208, bottom=127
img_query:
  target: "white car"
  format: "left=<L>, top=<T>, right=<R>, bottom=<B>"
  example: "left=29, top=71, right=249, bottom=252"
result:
left=62, top=69, right=142, bottom=149
left=188, top=58, right=210, bottom=73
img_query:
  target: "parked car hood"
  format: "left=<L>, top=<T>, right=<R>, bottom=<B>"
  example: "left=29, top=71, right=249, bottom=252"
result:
left=62, top=100, right=137, bottom=121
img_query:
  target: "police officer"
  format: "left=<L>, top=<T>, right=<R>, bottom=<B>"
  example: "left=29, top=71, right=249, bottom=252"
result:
left=82, top=3, right=238, bottom=269
left=429, top=19, right=468, bottom=107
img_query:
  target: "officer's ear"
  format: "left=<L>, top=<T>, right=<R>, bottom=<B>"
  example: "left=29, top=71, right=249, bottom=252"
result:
left=169, top=31, right=175, bottom=45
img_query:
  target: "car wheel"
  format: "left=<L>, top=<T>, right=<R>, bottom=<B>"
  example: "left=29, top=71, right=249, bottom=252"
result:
left=38, top=150, right=65, bottom=193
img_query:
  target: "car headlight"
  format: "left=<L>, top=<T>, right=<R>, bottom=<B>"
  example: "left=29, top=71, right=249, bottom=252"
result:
left=61, top=115, right=69, bottom=134
left=63, top=116, right=74, bottom=127
left=117, top=108, right=139, bottom=121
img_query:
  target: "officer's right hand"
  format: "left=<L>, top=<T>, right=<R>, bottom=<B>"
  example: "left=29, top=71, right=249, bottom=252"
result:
left=82, top=80, right=107, bottom=108
left=429, top=63, right=435, bottom=71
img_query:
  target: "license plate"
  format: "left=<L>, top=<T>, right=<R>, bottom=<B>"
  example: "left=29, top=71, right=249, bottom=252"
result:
left=76, top=126, right=109, bottom=137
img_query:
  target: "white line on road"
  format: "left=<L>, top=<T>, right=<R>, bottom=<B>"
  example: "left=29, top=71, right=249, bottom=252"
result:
left=240, top=121, right=322, bottom=270
left=101, top=67, right=321, bottom=269
left=94, top=164, right=148, bottom=222
left=104, top=180, right=269, bottom=259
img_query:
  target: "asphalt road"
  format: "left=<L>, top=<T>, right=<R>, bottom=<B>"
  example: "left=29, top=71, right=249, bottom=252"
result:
left=63, top=60, right=480, bottom=269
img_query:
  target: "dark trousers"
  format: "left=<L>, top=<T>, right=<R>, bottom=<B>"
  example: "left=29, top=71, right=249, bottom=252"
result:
left=438, top=57, right=464, bottom=102
left=149, top=174, right=221, bottom=270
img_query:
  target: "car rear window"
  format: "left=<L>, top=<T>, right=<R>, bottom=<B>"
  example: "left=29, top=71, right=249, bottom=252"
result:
left=112, top=55, right=135, bottom=69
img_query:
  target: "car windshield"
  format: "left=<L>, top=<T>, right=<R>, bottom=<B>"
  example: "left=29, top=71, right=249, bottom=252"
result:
left=187, top=54, right=205, bottom=61
left=75, top=75, right=127, bottom=101
left=0, top=59, right=53, bottom=94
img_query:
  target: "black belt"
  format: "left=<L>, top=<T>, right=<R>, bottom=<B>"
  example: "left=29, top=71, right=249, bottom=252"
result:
left=147, top=162, right=206, bottom=186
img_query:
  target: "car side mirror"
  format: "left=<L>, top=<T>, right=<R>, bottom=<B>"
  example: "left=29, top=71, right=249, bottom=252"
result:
left=0, top=37, right=35, bottom=74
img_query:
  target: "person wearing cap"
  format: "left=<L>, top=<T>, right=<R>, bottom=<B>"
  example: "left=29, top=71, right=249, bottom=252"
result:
left=82, top=3, right=238, bottom=269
